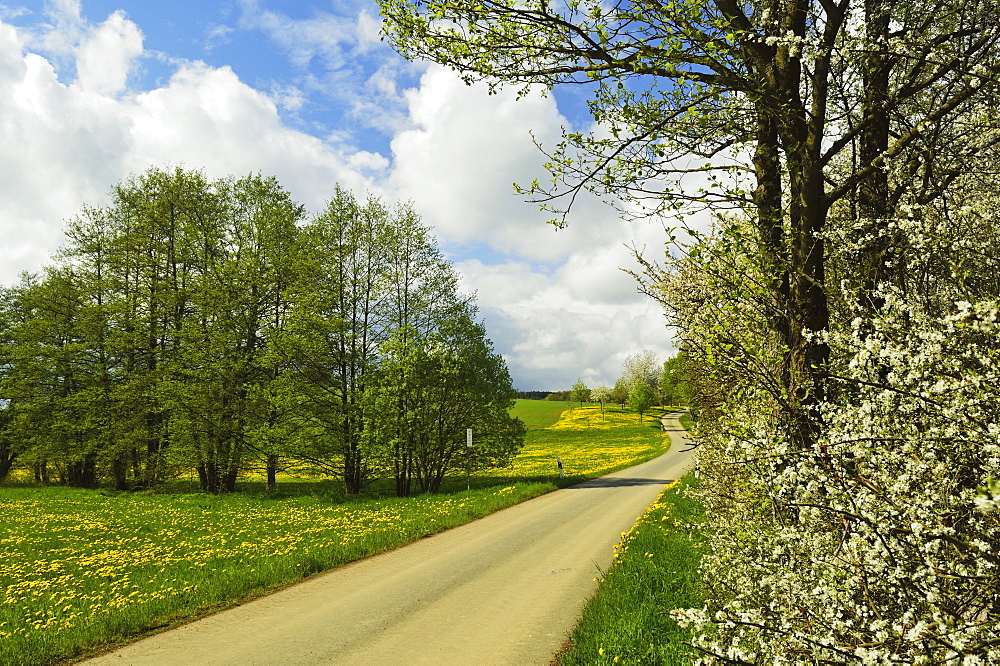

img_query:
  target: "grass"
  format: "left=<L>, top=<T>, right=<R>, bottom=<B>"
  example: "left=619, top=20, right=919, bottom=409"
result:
left=559, top=474, right=705, bottom=665
left=509, top=398, right=571, bottom=428
left=0, top=400, right=675, bottom=665
left=678, top=410, right=695, bottom=433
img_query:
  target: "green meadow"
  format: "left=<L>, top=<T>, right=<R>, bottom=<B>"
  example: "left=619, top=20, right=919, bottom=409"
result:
left=0, top=399, right=676, bottom=665
left=508, top=398, right=575, bottom=428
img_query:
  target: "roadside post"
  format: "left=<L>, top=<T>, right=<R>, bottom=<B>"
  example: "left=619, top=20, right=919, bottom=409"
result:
left=466, top=428, right=472, bottom=490
left=557, top=456, right=564, bottom=479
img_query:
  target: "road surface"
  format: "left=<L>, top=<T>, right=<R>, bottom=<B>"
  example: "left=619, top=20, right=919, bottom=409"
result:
left=85, top=411, right=693, bottom=665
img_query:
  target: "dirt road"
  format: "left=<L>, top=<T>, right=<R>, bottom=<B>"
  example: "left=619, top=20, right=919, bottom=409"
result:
left=86, top=412, right=693, bottom=665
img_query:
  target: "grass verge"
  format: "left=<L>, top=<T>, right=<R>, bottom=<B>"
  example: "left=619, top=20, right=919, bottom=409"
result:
left=559, top=474, right=705, bottom=665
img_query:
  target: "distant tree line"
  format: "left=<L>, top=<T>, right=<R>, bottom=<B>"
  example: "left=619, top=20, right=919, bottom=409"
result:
left=0, top=167, right=525, bottom=495
left=546, top=349, right=697, bottom=419
left=514, top=390, right=551, bottom=400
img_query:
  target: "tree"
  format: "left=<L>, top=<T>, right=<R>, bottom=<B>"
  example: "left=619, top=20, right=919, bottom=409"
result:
left=621, top=350, right=662, bottom=403
left=381, top=0, right=1000, bottom=452
left=164, top=173, right=304, bottom=493
left=0, top=276, right=48, bottom=483
left=590, top=385, right=612, bottom=419
left=370, top=308, right=526, bottom=495
left=659, top=353, right=694, bottom=408
left=570, top=379, right=590, bottom=408
left=609, top=378, right=629, bottom=409
left=626, top=381, right=655, bottom=423
left=651, top=187, right=1000, bottom=657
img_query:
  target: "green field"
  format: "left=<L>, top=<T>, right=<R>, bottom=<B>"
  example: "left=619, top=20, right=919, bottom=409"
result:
left=0, top=400, right=673, bottom=665
left=509, top=398, right=572, bottom=428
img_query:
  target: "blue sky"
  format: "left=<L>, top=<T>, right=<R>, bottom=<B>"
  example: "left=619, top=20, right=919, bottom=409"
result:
left=0, top=0, right=678, bottom=390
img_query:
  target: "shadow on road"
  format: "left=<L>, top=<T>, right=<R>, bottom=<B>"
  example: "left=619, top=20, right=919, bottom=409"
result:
left=567, top=477, right=675, bottom=489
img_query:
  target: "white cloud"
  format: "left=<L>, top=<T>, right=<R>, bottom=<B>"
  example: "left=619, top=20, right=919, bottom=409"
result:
left=387, top=66, right=627, bottom=264
left=74, top=10, right=141, bottom=94
left=457, top=258, right=675, bottom=390
left=354, top=9, right=381, bottom=49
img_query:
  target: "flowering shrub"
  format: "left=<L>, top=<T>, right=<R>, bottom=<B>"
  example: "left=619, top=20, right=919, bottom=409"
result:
left=676, top=294, right=1000, bottom=662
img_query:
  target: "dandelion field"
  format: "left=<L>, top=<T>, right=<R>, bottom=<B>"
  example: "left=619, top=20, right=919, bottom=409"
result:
left=0, top=483, right=548, bottom=665
left=498, top=403, right=671, bottom=480
left=1, top=400, right=673, bottom=665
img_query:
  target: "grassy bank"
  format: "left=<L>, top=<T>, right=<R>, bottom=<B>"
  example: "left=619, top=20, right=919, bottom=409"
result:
left=560, top=474, right=705, bottom=665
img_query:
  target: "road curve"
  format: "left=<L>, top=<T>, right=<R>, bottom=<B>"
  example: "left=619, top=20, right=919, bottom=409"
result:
left=85, top=412, right=694, bottom=666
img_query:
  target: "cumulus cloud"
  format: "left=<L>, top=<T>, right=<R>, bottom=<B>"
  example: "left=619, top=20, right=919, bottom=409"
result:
left=457, top=258, right=676, bottom=390
left=74, top=9, right=141, bottom=94
left=0, top=12, right=373, bottom=284
left=387, top=66, right=629, bottom=264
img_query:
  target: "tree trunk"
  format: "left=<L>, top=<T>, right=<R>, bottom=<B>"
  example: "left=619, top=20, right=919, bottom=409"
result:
left=112, top=453, right=129, bottom=491
left=67, top=453, right=98, bottom=489
left=0, top=441, right=15, bottom=482
left=856, top=0, right=894, bottom=313
left=266, top=454, right=278, bottom=493
left=198, top=460, right=219, bottom=494
left=223, top=463, right=239, bottom=493
left=755, top=26, right=831, bottom=451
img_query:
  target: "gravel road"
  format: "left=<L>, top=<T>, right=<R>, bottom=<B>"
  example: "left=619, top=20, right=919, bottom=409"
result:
left=85, top=411, right=693, bottom=665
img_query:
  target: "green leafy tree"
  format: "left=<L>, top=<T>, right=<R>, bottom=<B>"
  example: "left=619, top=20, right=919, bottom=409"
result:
left=626, top=380, right=655, bottom=423
left=570, top=379, right=590, bottom=409
left=371, top=309, right=525, bottom=495
left=164, top=173, right=304, bottom=493
left=659, top=353, right=694, bottom=408
left=282, top=188, right=432, bottom=493
left=609, top=378, right=629, bottom=409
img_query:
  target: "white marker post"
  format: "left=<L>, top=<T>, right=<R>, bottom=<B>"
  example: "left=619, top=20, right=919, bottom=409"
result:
left=466, top=428, right=473, bottom=491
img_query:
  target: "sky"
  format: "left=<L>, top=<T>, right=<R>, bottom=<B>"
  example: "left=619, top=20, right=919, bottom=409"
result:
left=0, top=0, right=680, bottom=391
